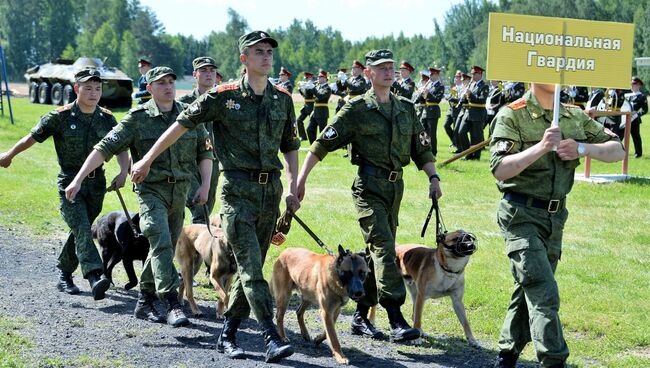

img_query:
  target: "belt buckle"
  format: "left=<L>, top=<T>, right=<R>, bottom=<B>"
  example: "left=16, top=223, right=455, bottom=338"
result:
left=388, top=171, right=399, bottom=182
left=547, top=199, right=560, bottom=213
left=258, top=172, right=269, bottom=185
left=167, top=176, right=176, bottom=184
left=87, top=170, right=95, bottom=179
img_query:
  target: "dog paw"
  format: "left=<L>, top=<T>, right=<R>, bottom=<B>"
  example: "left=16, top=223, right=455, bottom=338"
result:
left=124, top=282, right=137, bottom=290
left=335, top=356, right=349, bottom=365
left=468, top=338, right=481, bottom=348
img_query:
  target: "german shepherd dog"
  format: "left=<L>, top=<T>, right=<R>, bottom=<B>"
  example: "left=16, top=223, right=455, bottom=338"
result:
left=92, top=211, right=149, bottom=290
left=395, top=230, right=479, bottom=347
left=271, top=245, right=369, bottom=364
left=175, top=224, right=236, bottom=320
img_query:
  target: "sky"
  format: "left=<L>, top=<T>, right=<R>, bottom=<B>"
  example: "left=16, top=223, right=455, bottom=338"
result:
left=138, top=0, right=466, bottom=42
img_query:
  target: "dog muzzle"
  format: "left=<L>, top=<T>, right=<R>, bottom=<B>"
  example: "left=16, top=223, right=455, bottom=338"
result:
left=441, top=232, right=477, bottom=257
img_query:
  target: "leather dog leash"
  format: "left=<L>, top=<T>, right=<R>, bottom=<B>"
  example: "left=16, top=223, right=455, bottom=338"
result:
left=421, top=197, right=447, bottom=241
left=292, top=214, right=334, bottom=256
left=107, top=184, right=140, bottom=238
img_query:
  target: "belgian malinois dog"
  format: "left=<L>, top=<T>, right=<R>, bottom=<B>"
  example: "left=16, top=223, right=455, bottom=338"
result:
left=271, top=245, right=368, bottom=364
left=396, top=230, right=479, bottom=347
left=176, top=224, right=236, bottom=320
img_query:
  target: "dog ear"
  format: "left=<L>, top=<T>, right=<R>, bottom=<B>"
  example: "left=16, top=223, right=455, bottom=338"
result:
left=338, top=244, right=346, bottom=256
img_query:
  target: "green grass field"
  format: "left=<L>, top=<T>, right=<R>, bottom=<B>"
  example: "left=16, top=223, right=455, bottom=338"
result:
left=0, top=97, right=649, bottom=367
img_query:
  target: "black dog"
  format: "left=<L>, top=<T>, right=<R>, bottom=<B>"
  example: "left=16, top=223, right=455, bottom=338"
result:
left=92, top=211, right=150, bottom=290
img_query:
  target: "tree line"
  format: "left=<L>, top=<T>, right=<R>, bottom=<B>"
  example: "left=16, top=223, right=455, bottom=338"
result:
left=1, top=0, right=650, bottom=87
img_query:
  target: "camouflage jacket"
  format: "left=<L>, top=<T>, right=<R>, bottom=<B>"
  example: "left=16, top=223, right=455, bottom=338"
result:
left=310, top=89, right=435, bottom=171
left=178, top=88, right=217, bottom=156
left=176, top=76, right=300, bottom=172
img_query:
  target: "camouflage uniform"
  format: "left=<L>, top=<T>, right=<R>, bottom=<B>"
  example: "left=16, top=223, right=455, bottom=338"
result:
left=31, top=101, right=117, bottom=277
left=490, top=90, right=621, bottom=367
left=178, top=89, right=220, bottom=224
left=413, top=79, right=444, bottom=155
left=95, top=99, right=213, bottom=298
left=176, top=76, right=300, bottom=321
left=310, top=89, right=434, bottom=308
left=457, top=79, right=489, bottom=159
left=306, top=82, right=332, bottom=144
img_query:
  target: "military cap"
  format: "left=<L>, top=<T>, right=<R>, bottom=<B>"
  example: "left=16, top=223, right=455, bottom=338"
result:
left=138, top=58, right=152, bottom=67
left=365, top=49, right=394, bottom=66
left=279, top=66, right=292, bottom=77
left=75, top=68, right=102, bottom=83
left=455, top=70, right=463, bottom=77
left=462, top=73, right=471, bottom=81
left=318, top=69, right=328, bottom=78
left=352, top=60, right=365, bottom=69
left=192, top=56, right=217, bottom=70
left=216, top=70, right=224, bottom=79
left=304, top=71, right=314, bottom=78
left=470, top=65, right=485, bottom=74
left=631, top=76, right=643, bottom=85
left=238, top=30, right=278, bottom=53
left=428, top=67, right=441, bottom=75
left=399, top=61, right=415, bottom=73
left=146, top=66, right=177, bottom=84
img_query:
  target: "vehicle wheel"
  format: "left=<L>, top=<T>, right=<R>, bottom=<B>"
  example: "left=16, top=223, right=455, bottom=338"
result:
left=62, top=84, right=76, bottom=105
left=51, top=83, right=64, bottom=105
left=29, top=82, right=39, bottom=103
left=38, top=82, right=51, bottom=104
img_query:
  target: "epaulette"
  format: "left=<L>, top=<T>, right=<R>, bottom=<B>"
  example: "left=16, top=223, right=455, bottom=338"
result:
left=273, top=84, right=291, bottom=97
left=99, top=106, right=113, bottom=116
left=507, top=98, right=527, bottom=110
left=56, top=103, right=73, bottom=113
left=217, top=83, right=239, bottom=93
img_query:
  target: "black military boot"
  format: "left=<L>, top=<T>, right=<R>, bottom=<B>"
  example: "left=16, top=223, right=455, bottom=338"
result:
left=163, top=292, right=190, bottom=327
left=261, top=319, right=294, bottom=363
left=384, top=304, right=420, bottom=343
left=216, top=318, right=245, bottom=359
left=86, top=270, right=110, bottom=301
left=494, top=350, right=519, bottom=368
left=133, top=290, right=166, bottom=323
left=56, top=270, right=80, bottom=295
left=351, top=304, right=385, bottom=340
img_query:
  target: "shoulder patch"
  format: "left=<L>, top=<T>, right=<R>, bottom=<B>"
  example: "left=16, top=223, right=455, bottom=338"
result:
left=56, top=103, right=73, bottom=113
left=217, top=83, right=240, bottom=93
left=507, top=98, right=527, bottom=110
left=99, top=106, right=113, bottom=116
left=273, top=84, right=291, bottom=97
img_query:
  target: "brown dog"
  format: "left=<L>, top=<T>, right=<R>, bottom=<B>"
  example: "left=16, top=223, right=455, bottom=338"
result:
left=271, top=245, right=368, bottom=364
left=175, top=223, right=236, bottom=320
left=395, top=230, right=479, bottom=347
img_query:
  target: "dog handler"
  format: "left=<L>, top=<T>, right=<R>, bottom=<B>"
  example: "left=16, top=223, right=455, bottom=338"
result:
left=0, top=69, right=129, bottom=300
left=128, top=31, right=301, bottom=364
left=297, top=49, right=442, bottom=343
left=490, top=83, right=624, bottom=368
left=65, top=67, right=214, bottom=327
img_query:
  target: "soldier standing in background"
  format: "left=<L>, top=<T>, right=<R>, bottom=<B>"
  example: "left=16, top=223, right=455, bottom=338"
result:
left=456, top=66, right=489, bottom=160
left=297, top=71, right=315, bottom=141
left=391, top=61, right=416, bottom=99
left=628, top=77, right=647, bottom=158
left=444, top=70, right=464, bottom=149
left=414, top=69, right=431, bottom=120
left=306, top=69, right=332, bottom=144
left=573, top=86, right=589, bottom=110
left=414, top=67, right=444, bottom=155
left=336, top=60, right=369, bottom=112
left=178, top=56, right=221, bottom=225
left=486, top=80, right=506, bottom=130
left=504, top=81, right=526, bottom=104
left=277, top=66, right=294, bottom=93
left=0, top=69, right=129, bottom=300
left=66, top=67, right=214, bottom=328
left=334, top=67, right=348, bottom=114
left=134, top=58, right=153, bottom=104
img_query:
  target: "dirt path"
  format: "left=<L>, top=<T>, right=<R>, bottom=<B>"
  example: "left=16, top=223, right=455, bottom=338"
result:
left=0, top=226, right=523, bottom=368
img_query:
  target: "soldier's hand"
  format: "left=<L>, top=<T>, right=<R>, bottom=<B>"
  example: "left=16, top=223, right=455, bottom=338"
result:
left=0, top=152, right=13, bottom=168
left=541, top=126, right=561, bottom=152
left=65, top=181, right=81, bottom=203
left=111, top=172, right=128, bottom=189
left=131, top=159, right=151, bottom=184
left=429, top=179, right=442, bottom=200
left=285, top=194, right=301, bottom=214
left=556, top=139, right=580, bottom=161
left=193, top=186, right=209, bottom=206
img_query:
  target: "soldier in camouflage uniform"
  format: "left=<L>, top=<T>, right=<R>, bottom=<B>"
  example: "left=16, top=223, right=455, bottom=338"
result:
left=390, top=61, right=416, bottom=100
left=297, top=49, right=442, bottom=344
left=413, top=67, right=444, bottom=155
left=306, top=69, right=332, bottom=144
left=296, top=71, right=315, bottom=140
left=66, top=67, right=214, bottom=328
left=490, top=84, right=624, bottom=368
left=129, top=31, right=300, bottom=364
left=457, top=66, right=489, bottom=160
left=0, top=69, right=129, bottom=300
left=178, top=56, right=221, bottom=224
left=134, top=58, right=153, bottom=104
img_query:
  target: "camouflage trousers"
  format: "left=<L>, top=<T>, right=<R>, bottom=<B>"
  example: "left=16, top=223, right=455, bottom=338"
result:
left=352, top=174, right=405, bottom=308
left=186, top=159, right=220, bottom=224
left=497, top=199, right=570, bottom=367
left=220, top=174, right=282, bottom=321
left=136, top=180, right=189, bottom=299
left=57, top=172, right=106, bottom=277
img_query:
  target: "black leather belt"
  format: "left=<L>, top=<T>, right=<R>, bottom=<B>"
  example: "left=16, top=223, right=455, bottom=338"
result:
left=358, top=164, right=403, bottom=182
left=223, top=170, right=280, bottom=184
left=504, top=192, right=565, bottom=213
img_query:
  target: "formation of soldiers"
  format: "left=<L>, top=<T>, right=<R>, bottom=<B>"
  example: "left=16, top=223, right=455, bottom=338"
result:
left=0, top=28, right=643, bottom=368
